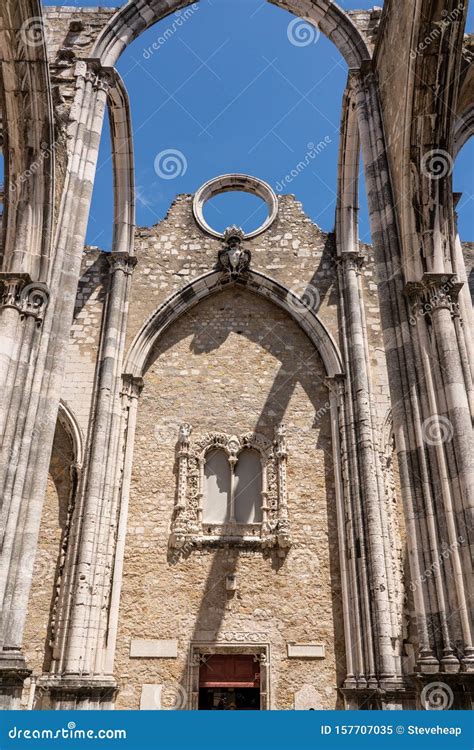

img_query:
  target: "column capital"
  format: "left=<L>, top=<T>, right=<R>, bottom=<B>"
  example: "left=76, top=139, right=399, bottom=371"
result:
left=336, top=252, right=365, bottom=273
left=108, top=252, right=137, bottom=276
left=0, top=273, right=50, bottom=324
left=324, top=373, right=346, bottom=396
left=404, top=273, right=463, bottom=324
left=121, top=374, right=144, bottom=400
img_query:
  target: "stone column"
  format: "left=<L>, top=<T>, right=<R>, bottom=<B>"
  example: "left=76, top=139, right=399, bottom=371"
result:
left=354, top=66, right=474, bottom=678
left=54, top=252, right=136, bottom=706
left=337, top=252, right=399, bottom=684
left=0, top=62, right=110, bottom=706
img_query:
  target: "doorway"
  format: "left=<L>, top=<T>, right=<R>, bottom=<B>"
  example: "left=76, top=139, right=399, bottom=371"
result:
left=198, top=654, right=260, bottom=710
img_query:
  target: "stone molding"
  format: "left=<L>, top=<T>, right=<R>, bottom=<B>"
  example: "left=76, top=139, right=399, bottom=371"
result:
left=192, top=173, right=278, bottom=239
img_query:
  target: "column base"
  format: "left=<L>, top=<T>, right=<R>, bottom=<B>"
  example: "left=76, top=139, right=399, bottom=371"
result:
left=37, top=675, right=117, bottom=710
left=0, top=651, right=31, bottom=709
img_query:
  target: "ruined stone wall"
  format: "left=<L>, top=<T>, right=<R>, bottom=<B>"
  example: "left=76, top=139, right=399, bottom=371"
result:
left=125, top=194, right=392, bottom=431
left=28, top=192, right=403, bottom=708
left=372, top=0, right=413, bottom=223
left=115, top=287, right=345, bottom=710
left=44, top=6, right=117, bottom=62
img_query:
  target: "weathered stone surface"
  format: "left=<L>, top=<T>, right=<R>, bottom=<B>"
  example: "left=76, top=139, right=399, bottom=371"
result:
left=130, top=640, right=178, bottom=659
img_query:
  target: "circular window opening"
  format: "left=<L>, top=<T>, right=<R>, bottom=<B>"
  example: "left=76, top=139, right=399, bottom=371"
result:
left=202, top=191, right=269, bottom=235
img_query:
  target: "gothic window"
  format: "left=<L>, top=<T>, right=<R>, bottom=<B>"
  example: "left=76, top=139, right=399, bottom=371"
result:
left=203, top=449, right=231, bottom=523
left=202, top=447, right=263, bottom=525
left=170, top=425, right=291, bottom=554
left=234, top=449, right=262, bottom=524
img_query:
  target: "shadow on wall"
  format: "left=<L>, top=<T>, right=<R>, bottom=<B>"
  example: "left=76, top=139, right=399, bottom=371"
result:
left=140, top=265, right=345, bottom=707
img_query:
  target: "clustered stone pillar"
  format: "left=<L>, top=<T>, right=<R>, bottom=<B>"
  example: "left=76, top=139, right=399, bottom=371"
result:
left=353, top=65, right=474, bottom=684
left=0, top=60, right=111, bottom=707
left=336, top=252, right=401, bottom=687
left=46, top=252, right=137, bottom=708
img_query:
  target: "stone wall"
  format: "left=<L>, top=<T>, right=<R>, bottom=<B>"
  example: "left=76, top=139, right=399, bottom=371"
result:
left=24, top=192, right=403, bottom=708
left=115, top=287, right=345, bottom=710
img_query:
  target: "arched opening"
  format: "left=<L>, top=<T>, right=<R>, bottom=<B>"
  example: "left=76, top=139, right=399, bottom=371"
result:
left=453, top=136, right=474, bottom=242
left=87, top=107, right=114, bottom=252
left=234, top=448, right=262, bottom=523
left=203, top=192, right=269, bottom=235
left=115, top=281, right=345, bottom=709
left=22, top=411, right=80, bottom=685
left=85, top=0, right=374, bottom=248
left=203, top=448, right=231, bottom=523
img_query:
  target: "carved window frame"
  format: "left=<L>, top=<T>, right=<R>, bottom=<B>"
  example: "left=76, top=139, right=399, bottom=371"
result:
left=170, top=425, right=291, bottom=553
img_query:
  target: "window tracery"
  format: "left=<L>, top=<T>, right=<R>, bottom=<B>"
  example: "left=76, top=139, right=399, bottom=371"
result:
left=169, top=424, right=291, bottom=554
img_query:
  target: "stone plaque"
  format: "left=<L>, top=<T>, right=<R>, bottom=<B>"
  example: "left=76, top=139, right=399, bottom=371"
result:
left=287, top=643, right=325, bottom=658
left=130, top=639, right=178, bottom=658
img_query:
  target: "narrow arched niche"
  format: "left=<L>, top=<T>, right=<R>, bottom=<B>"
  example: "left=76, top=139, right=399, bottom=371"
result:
left=22, top=419, right=77, bottom=680
left=203, top=449, right=231, bottom=524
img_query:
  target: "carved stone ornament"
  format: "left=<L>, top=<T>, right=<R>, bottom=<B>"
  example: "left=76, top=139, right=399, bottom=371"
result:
left=217, top=226, right=251, bottom=277
left=404, top=273, right=463, bottom=326
left=169, top=424, right=291, bottom=555
left=0, top=273, right=50, bottom=324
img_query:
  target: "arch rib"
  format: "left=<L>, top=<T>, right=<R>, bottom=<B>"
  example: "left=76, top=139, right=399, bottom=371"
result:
left=124, top=270, right=344, bottom=379
left=92, top=0, right=371, bottom=69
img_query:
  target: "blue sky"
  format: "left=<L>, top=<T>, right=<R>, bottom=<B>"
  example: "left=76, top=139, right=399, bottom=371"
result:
left=42, top=1, right=473, bottom=248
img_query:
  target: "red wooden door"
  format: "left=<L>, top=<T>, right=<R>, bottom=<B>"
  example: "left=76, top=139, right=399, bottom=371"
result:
left=199, top=655, right=260, bottom=688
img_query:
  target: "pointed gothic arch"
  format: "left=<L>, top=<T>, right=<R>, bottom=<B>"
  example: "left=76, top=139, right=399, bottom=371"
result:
left=92, top=0, right=371, bottom=69
left=123, top=269, right=344, bottom=380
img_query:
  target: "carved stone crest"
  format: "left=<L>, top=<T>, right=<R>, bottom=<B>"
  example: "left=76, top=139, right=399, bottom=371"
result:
left=217, top=226, right=251, bottom=277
